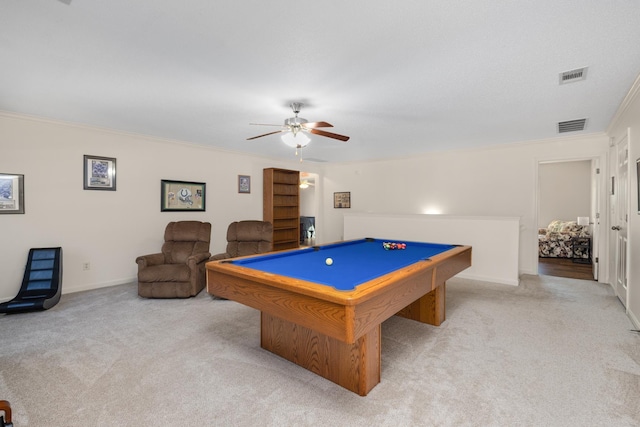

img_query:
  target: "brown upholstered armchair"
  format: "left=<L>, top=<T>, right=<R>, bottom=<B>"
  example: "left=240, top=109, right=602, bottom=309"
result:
left=0, top=400, right=12, bottom=427
left=137, top=221, right=211, bottom=298
left=210, top=220, right=273, bottom=261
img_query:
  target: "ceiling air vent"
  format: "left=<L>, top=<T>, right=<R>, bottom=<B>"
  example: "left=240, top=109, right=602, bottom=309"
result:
left=558, top=118, right=587, bottom=133
left=559, top=67, right=588, bottom=84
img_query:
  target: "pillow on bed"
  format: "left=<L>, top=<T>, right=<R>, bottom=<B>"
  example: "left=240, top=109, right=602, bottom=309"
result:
left=559, top=221, right=580, bottom=233
left=547, top=220, right=563, bottom=233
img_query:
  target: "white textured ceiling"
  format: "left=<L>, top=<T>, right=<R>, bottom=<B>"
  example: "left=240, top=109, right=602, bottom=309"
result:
left=2, top=1, right=640, bottom=163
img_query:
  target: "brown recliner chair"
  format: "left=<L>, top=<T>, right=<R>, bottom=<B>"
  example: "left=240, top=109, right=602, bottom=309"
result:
left=210, top=220, right=273, bottom=261
left=136, top=221, right=211, bottom=298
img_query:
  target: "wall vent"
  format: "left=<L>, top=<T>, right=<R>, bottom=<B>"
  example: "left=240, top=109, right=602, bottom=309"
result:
left=559, top=67, right=588, bottom=84
left=558, top=118, right=587, bottom=133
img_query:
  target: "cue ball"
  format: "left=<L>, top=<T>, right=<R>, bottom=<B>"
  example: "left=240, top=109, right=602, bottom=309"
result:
left=325, top=257, right=333, bottom=266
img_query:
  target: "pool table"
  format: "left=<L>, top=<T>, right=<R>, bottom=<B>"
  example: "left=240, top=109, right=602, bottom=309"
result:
left=206, top=237, right=472, bottom=396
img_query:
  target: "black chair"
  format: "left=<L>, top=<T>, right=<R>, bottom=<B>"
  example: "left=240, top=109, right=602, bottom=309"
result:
left=0, top=247, right=62, bottom=314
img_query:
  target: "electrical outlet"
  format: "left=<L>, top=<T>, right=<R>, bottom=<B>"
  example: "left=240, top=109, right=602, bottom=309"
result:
left=82, top=262, right=90, bottom=271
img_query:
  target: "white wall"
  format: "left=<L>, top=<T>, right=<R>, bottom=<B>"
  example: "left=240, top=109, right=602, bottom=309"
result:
left=607, top=75, right=640, bottom=327
left=344, top=213, right=520, bottom=286
left=0, top=112, right=616, bottom=306
left=319, top=135, right=609, bottom=277
left=538, top=161, right=591, bottom=228
left=0, top=113, right=314, bottom=301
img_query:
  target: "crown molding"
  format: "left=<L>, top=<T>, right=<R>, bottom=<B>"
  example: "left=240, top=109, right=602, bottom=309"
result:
left=606, top=73, right=640, bottom=134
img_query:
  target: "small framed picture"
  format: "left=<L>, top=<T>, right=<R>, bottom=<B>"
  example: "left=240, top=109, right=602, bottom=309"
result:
left=83, top=155, right=116, bottom=191
left=161, top=179, right=206, bottom=212
left=334, top=192, right=351, bottom=208
left=0, top=173, right=25, bottom=214
left=238, top=175, right=251, bottom=194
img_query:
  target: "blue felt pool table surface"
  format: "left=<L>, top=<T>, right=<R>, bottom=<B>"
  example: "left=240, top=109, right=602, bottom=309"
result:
left=228, top=238, right=456, bottom=291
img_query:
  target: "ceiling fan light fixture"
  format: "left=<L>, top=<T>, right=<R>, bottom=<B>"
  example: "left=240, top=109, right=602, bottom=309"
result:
left=247, top=102, right=349, bottom=145
left=281, top=131, right=310, bottom=148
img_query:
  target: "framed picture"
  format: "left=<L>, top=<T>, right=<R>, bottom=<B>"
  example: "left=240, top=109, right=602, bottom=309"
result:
left=83, top=155, right=116, bottom=191
left=238, top=175, right=251, bottom=194
left=0, top=173, right=25, bottom=214
left=334, top=191, right=351, bottom=209
left=161, top=179, right=206, bottom=212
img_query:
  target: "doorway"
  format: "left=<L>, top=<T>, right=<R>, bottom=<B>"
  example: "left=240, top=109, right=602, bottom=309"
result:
left=538, top=257, right=594, bottom=280
left=537, top=159, right=598, bottom=280
left=299, top=171, right=320, bottom=246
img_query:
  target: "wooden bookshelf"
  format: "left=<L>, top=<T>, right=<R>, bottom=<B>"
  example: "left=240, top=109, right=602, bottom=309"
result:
left=263, top=168, right=300, bottom=251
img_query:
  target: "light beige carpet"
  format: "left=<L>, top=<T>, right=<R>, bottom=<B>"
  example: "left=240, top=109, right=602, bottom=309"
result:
left=1, top=274, right=639, bottom=426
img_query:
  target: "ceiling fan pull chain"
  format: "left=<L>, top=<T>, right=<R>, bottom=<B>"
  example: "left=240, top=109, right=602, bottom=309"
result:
left=296, top=145, right=304, bottom=162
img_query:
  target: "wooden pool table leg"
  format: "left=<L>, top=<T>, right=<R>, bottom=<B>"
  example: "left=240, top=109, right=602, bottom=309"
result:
left=395, top=283, right=446, bottom=326
left=260, top=312, right=381, bottom=396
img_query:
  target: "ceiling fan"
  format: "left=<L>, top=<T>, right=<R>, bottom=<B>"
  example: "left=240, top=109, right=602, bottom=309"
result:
left=247, top=102, right=350, bottom=143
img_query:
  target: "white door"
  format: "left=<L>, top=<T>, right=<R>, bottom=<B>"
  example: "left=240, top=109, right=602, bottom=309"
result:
left=611, top=135, right=629, bottom=307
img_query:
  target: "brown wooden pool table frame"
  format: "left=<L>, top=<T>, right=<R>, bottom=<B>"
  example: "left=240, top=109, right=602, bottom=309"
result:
left=206, top=242, right=472, bottom=396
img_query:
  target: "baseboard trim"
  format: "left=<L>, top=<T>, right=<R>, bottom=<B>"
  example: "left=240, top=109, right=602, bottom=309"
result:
left=456, top=273, right=520, bottom=287
left=61, top=277, right=137, bottom=295
left=628, top=307, right=640, bottom=329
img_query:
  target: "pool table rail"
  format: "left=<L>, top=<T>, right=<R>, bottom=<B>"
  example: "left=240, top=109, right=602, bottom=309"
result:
left=207, top=267, right=355, bottom=342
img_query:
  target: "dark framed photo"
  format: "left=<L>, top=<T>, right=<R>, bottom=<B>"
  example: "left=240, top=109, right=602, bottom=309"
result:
left=161, top=180, right=206, bottom=211
left=238, top=175, right=251, bottom=194
left=0, top=173, right=25, bottom=214
left=83, top=155, right=116, bottom=191
left=334, top=192, right=351, bottom=208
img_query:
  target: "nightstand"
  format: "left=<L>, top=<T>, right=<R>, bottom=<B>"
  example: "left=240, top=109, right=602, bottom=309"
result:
left=572, top=236, right=591, bottom=264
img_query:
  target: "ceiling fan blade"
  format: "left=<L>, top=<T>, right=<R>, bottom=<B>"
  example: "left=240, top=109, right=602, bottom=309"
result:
left=308, top=128, right=350, bottom=142
left=246, top=130, right=286, bottom=140
left=303, top=121, right=333, bottom=129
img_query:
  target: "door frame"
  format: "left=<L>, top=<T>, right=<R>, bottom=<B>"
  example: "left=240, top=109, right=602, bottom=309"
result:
left=534, top=156, right=603, bottom=281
